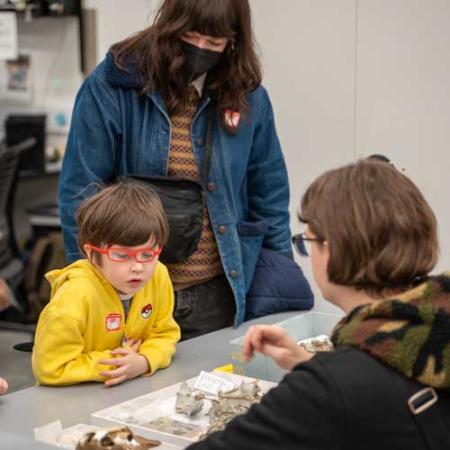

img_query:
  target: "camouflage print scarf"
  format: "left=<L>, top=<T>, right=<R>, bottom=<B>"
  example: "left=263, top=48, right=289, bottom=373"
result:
left=331, top=273, right=450, bottom=390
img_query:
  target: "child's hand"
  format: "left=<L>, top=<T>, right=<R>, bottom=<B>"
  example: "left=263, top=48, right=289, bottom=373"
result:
left=0, top=377, right=8, bottom=395
left=123, top=338, right=142, bottom=353
left=110, top=338, right=142, bottom=355
left=99, top=349, right=150, bottom=387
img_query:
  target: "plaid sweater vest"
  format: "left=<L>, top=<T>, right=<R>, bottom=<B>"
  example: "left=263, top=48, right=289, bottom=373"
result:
left=166, top=92, right=223, bottom=289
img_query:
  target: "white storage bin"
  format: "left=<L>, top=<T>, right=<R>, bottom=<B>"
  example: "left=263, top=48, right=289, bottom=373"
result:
left=230, top=311, right=341, bottom=382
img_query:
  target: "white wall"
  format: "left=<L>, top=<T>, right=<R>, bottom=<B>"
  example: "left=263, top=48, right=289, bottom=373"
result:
left=250, top=0, right=450, bottom=312
left=83, top=0, right=157, bottom=60
left=250, top=0, right=356, bottom=313
left=355, top=0, right=450, bottom=275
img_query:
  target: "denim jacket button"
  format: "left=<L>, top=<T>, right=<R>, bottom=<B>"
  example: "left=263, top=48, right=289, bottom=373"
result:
left=230, top=270, right=238, bottom=279
left=218, top=225, right=226, bottom=234
left=207, top=182, right=215, bottom=192
left=197, top=138, right=205, bottom=147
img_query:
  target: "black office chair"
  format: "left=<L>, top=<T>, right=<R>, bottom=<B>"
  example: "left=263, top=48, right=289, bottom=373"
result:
left=0, top=137, right=36, bottom=332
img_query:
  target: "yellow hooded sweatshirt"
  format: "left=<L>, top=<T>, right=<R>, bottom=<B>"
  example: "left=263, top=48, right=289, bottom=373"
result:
left=32, top=259, right=180, bottom=385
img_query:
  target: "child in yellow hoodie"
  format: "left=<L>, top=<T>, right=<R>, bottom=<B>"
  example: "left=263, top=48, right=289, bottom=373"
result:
left=32, top=182, right=180, bottom=386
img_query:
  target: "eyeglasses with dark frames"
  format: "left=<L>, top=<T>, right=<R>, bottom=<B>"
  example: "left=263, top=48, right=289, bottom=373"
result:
left=88, top=245, right=162, bottom=263
left=291, top=233, right=323, bottom=257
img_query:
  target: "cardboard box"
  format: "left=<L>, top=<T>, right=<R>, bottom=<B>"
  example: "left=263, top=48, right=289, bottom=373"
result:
left=230, top=311, right=341, bottom=382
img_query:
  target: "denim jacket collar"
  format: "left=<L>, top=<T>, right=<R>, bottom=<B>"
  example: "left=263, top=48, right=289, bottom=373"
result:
left=103, top=51, right=212, bottom=116
left=104, top=51, right=144, bottom=90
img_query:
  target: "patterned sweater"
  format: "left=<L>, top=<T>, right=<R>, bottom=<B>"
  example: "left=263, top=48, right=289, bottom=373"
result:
left=166, top=89, right=223, bottom=290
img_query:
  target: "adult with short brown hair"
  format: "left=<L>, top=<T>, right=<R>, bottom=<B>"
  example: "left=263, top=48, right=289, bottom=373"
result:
left=59, top=0, right=312, bottom=340
left=300, top=157, right=438, bottom=298
left=188, top=159, right=450, bottom=450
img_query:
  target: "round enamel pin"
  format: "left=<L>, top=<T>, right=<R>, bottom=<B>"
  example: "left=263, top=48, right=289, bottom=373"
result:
left=141, top=303, right=153, bottom=319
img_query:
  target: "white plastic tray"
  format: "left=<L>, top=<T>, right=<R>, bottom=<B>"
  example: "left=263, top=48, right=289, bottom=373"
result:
left=91, top=372, right=276, bottom=448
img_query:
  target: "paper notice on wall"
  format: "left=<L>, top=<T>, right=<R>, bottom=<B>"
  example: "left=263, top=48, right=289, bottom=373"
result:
left=0, top=52, right=33, bottom=103
left=0, top=12, right=17, bottom=60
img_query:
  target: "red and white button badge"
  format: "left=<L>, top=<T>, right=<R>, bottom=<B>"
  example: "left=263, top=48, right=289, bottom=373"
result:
left=105, top=313, right=121, bottom=331
left=141, top=303, right=153, bottom=319
left=224, top=109, right=241, bottom=129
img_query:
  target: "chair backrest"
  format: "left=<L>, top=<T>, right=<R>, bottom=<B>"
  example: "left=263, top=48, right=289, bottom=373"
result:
left=0, top=138, right=37, bottom=268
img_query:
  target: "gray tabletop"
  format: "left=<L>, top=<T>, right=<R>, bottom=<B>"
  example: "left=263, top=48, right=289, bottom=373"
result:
left=0, top=312, right=296, bottom=448
left=2, top=431, right=57, bottom=450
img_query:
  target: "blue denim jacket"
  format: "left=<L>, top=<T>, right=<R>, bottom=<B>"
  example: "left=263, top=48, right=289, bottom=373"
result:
left=59, top=53, right=293, bottom=326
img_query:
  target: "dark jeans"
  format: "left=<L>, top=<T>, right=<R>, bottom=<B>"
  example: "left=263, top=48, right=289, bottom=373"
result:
left=174, top=274, right=236, bottom=340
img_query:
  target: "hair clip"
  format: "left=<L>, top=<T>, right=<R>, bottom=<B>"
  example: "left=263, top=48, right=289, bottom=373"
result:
left=367, top=154, right=405, bottom=172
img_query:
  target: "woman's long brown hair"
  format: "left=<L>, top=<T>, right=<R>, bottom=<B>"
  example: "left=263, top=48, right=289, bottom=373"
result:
left=110, top=0, right=262, bottom=128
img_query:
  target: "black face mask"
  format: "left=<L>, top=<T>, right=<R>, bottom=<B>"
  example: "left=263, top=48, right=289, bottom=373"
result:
left=181, top=41, right=223, bottom=82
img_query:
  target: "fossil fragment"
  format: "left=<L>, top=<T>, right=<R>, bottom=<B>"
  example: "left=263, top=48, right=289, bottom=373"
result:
left=175, top=381, right=205, bottom=417
left=298, top=335, right=334, bottom=353
left=75, top=426, right=161, bottom=450
left=202, top=381, right=262, bottom=437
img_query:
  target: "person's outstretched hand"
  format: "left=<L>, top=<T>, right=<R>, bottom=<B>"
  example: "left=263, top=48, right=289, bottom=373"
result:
left=242, top=325, right=313, bottom=371
left=0, top=377, right=8, bottom=395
